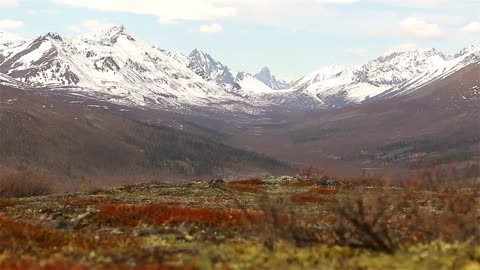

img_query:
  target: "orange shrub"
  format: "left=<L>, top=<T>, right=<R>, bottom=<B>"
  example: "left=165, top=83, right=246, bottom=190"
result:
left=94, top=203, right=265, bottom=228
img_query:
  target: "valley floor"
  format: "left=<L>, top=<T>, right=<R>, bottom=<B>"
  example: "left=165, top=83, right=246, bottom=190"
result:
left=0, top=177, right=479, bottom=269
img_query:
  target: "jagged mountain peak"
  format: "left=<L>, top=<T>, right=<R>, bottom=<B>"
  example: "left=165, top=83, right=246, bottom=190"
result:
left=37, top=32, right=64, bottom=42
left=258, top=66, right=272, bottom=75
left=190, top=48, right=203, bottom=56
left=188, top=49, right=238, bottom=87
left=454, top=45, right=480, bottom=58
left=189, top=49, right=215, bottom=66
left=254, top=66, right=288, bottom=90
left=373, top=48, right=448, bottom=66
left=187, top=49, right=282, bottom=93
left=80, top=25, right=136, bottom=44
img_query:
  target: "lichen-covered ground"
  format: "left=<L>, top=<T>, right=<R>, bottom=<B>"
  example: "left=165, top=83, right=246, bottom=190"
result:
left=0, top=177, right=479, bottom=269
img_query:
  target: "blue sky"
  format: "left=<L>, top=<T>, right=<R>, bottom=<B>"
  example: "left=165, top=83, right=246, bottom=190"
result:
left=0, top=0, right=479, bottom=81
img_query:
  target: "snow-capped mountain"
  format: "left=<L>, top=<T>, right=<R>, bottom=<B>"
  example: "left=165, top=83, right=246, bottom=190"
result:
left=0, top=25, right=479, bottom=114
left=188, top=49, right=239, bottom=89
left=0, top=32, right=25, bottom=51
left=254, top=67, right=288, bottom=90
left=374, top=46, right=480, bottom=100
left=0, top=26, right=260, bottom=112
left=0, top=72, right=25, bottom=88
left=279, top=47, right=480, bottom=108
left=187, top=49, right=285, bottom=94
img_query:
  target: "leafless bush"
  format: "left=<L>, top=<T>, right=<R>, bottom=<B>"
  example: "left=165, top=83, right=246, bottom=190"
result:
left=333, top=192, right=397, bottom=253
left=296, top=166, right=327, bottom=181
left=0, top=171, right=55, bottom=198
left=332, top=180, right=480, bottom=253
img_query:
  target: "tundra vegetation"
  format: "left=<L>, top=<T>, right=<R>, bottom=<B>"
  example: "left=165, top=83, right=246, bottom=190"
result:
left=0, top=169, right=479, bottom=269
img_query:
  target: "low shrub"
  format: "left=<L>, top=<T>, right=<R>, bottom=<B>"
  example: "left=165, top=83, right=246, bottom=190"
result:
left=0, top=171, right=55, bottom=198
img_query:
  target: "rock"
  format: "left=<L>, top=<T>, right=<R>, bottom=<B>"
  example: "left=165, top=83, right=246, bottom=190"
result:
left=317, top=179, right=341, bottom=188
left=261, top=175, right=301, bottom=185
left=71, top=210, right=97, bottom=228
left=134, top=226, right=157, bottom=237
left=208, top=178, right=225, bottom=187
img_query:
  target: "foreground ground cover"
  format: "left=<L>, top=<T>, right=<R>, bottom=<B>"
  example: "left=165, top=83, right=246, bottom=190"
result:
left=0, top=176, right=479, bottom=269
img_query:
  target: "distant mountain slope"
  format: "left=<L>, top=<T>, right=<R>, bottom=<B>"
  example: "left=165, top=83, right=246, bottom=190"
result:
left=268, top=47, right=480, bottom=109
left=375, top=46, right=480, bottom=100
left=286, top=62, right=480, bottom=167
left=0, top=85, right=289, bottom=182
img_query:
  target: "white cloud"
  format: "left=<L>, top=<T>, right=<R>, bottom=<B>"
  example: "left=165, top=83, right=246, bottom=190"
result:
left=344, top=48, right=367, bottom=57
left=50, top=0, right=347, bottom=25
left=461, top=22, right=480, bottom=33
left=384, top=43, right=417, bottom=55
left=0, top=0, right=18, bottom=6
left=410, top=13, right=465, bottom=26
left=376, top=0, right=451, bottom=8
left=68, top=20, right=115, bottom=33
left=400, top=17, right=445, bottom=40
left=0, top=19, right=24, bottom=29
left=199, top=23, right=223, bottom=34
left=27, top=9, right=59, bottom=15
left=317, top=0, right=359, bottom=3
left=52, top=0, right=237, bottom=24
left=48, top=0, right=476, bottom=43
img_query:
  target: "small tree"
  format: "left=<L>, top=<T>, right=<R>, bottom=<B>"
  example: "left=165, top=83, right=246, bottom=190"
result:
left=80, top=176, right=92, bottom=193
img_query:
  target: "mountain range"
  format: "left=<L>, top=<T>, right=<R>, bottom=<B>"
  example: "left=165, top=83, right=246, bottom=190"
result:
left=1, top=25, right=478, bottom=113
left=1, top=25, right=479, bottom=179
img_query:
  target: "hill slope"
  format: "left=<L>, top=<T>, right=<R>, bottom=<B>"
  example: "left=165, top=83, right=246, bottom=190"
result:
left=0, top=85, right=289, bottom=184
left=287, top=63, right=480, bottom=167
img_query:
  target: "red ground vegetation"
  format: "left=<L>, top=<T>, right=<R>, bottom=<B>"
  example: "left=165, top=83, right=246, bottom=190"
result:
left=290, top=195, right=338, bottom=204
left=229, top=178, right=263, bottom=185
left=0, top=200, right=18, bottom=208
left=304, top=187, right=340, bottom=195
left=94, top=203, right=265, bottom=228
left=0, top=217, right=137, bottom=251
left=225, top=184, right=264, bottom=193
